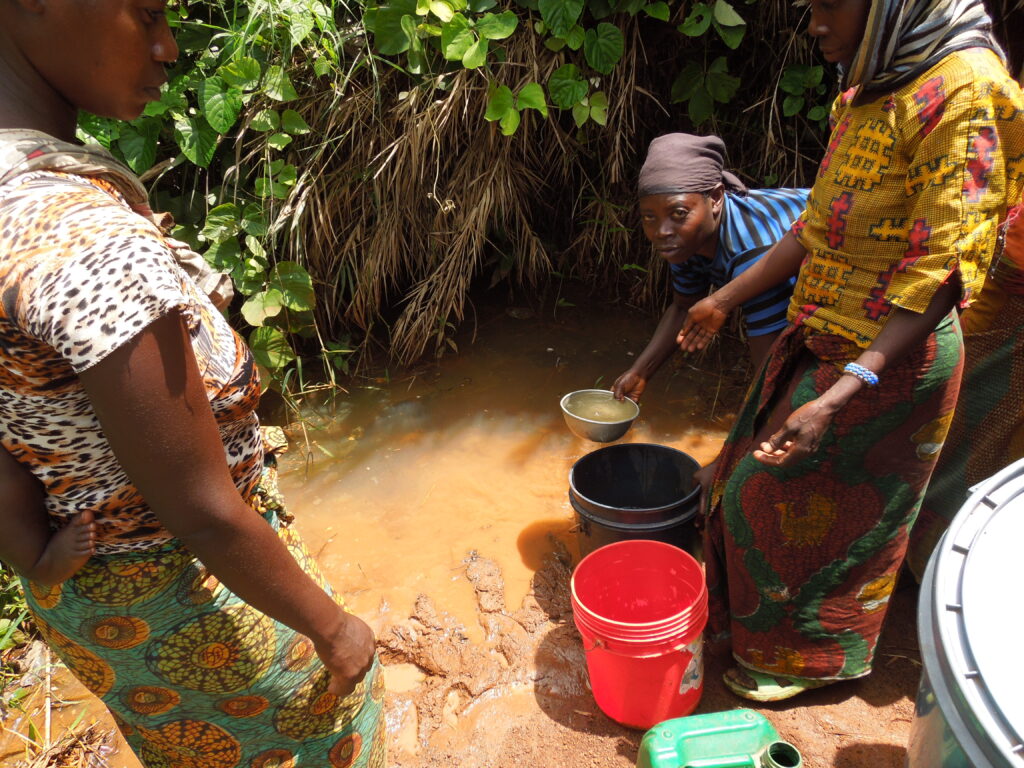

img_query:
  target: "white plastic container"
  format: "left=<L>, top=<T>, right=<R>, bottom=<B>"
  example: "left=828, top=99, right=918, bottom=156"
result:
left=908, top=458, right=1024, bottom=767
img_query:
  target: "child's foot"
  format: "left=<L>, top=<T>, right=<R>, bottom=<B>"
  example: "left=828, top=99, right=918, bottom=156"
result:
left=37, top=510, right=96, bottom=585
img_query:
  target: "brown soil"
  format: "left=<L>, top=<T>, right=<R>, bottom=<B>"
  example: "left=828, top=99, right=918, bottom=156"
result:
left=378, top=540, right=922, bottom=768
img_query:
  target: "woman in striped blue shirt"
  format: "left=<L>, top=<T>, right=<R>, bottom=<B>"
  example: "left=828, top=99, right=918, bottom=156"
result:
left=611, top=133, right=808, bottom=403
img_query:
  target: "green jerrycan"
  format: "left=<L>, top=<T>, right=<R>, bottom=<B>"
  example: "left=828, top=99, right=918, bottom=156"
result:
left=636, top=709, right=802, bottom=768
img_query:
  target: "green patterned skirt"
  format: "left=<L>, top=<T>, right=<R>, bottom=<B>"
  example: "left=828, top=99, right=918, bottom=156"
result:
left=20, top=469, right=385, bottom=768
left=705, top=315, right=962, bottom=680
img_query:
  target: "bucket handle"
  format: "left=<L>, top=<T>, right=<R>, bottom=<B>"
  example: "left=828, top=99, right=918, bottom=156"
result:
left=582, top=637, right=605, bottom=653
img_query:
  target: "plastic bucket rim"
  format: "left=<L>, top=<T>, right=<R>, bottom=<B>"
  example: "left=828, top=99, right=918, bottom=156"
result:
left=572, top=609, right=708, bottom=645
left=571, top=540, right=708, bottom=631
left=560, top=389, right=638, bottom=428
left=570, top=493, right=699, bottom=530
left=569, top=442, right=701, bottom=515
left=572, top=595, right=709, bottom=636
left=571, top=589, right=708, bottom=629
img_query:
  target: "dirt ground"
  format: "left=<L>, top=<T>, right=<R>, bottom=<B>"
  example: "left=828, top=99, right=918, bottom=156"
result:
left=377, top=542, right=923, bottom=768
left=0, top=526, right=924, bottom=768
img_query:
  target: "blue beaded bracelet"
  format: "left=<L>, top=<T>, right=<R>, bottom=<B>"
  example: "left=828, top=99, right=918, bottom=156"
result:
left=844, top=362, right=879, bottom=387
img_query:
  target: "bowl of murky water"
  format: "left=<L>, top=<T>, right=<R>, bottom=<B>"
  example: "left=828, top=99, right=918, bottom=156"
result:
left=560, top=389, right=639, bottom=443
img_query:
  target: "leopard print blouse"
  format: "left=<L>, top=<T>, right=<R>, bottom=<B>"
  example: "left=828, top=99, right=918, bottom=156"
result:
left=0, top=171, right=262, bottom=554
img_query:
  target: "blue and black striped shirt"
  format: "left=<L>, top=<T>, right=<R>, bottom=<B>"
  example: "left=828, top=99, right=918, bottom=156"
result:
left=671, top=187, right=809, bottom=336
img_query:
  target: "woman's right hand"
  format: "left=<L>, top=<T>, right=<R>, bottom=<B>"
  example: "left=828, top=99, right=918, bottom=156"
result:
left=678, top=293, right=730, bottom=353
left=314, top=610, right=377, bottom=697
left=611, top=370, right=646, bottom=402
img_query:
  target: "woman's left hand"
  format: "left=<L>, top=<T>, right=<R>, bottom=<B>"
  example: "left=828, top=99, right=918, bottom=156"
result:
left=753, top=397, right=836, bottom=467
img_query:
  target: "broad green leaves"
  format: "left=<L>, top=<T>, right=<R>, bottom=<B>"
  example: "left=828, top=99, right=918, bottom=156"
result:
left=485, top=81, right=548, bottom=135
left=779, top=63, right=828, bottom=122
left=679, top=0, right=745, bottom=49
left=671, top=57, right=740, bottom=125
left=583, top=23, right=623, bottom=74
left=548, top=64, right=588, bottom=109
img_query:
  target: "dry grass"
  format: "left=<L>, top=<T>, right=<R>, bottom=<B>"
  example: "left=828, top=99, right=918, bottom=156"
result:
left=240, top=1, right=1020, bottom=367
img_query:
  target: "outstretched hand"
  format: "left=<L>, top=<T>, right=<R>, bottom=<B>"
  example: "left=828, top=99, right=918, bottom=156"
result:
left=752, top=398, right=835, bottom=467
left=315, top=612, right=377, bottom=697
left=611, top=370, right=645, bottom=402
left=678, top=294, right=730, bottom=353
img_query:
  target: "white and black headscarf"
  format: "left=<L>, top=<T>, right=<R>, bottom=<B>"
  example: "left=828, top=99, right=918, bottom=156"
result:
left=843, top=0, right=1004, bottom=92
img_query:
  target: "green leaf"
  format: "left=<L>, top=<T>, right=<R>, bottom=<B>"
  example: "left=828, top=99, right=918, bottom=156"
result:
left=538, top=0, right=583, bottom=38
left=219, top=57, right=262, bottom=90
left=241, top=204, right=269, bottom=237
left=441, top=13, right=475, bottom=60
left=779, top=66, right=807, bottom=96
left=499, top=108, right=521, bottom=135
left=173, top=116, right=217, bottom=167
left=782, top=94, right=805, bottom=117
left=549, top=64, right=588, bottom=108
left=117, top=121, right=160, bottom=174
left=232, top=256, right=267, bottom=294
left=687, top=86, right=713, bottom=124
left=713, top=17, right=744, bottom=47
left=706, top=57, right=740, bottom=102
left=807, top=105, right=828, bottom=121
left=202, top=203, right=241, bottom=241
left=245, top=235, right=268, bottom=265
left=485, top=84, right=516, bottom=121
left=430, top=0, right=454, bottom=21
left=241, top=288, right=285, bottom=326
left=263, top=66, right=299, bottom=102
left=462, top=36, right=488, bottom=68
left=204, top=237, right=242, bottom=272
left=583, top=23, right=624, bottom=75
left=364, top=0, right=418, bottom=54
left=280, top=109, right=310, bottom=135
left=670, top=60, right=703, bottom=103
left=269, top=261, right=316, bottom=310
left=249, top=326, right=296, bottom=369
left=250, top=109, right=280, bottom=131
left=199, top=77, right=242, bottom=133
left=571, top=102, right=589, bottom=127
left=564, top=24, right=585, bottom=50
left=416, top=0, right=431, bottom=14
left=268, top=132, right=293, bottom=149
left=679, top=2, right=711, bottom=36
left=289, top=13, right=316, bottom=48
left=544, top=37, right=567, bottom=51
left=77, top=113, right=121, bottom=149
left=712, top=0, right=744, bottom=26
left=516, top=82, right=548, bottom=118
left=643, top=1, right=670, bottom=20
left=468, top=0, right=497, bottom=10
left=476, top=10, right=517, bottom=40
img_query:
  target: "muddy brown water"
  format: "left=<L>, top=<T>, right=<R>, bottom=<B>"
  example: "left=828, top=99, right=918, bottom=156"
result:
left=0, top=292, right=923, bottom=767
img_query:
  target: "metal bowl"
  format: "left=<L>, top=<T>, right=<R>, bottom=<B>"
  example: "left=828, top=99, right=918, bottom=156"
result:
left=559, top=389, right=639, bottom=443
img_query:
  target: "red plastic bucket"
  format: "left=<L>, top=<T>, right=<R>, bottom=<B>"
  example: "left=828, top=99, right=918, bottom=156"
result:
left=571, top=539, right=708, bottom=729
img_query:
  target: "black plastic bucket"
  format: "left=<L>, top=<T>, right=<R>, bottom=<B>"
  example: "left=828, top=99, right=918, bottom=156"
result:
left=569, top=443, right=701, bottom=559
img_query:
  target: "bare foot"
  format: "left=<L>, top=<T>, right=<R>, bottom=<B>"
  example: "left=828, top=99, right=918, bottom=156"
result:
left=33, top=510, right=96, bottom=585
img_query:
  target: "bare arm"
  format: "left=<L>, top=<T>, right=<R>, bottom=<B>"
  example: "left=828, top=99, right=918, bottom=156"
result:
left=78, top=311, right=373, bottom=695
left=678, top=230, right=807, bottom=353
left=612, top=291, right=699, bottom=401
left=755, top=280, right=960, bottom=466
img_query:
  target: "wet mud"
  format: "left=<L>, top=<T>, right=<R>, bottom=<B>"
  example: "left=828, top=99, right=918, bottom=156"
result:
left=0, top=287, right=923, bottom=767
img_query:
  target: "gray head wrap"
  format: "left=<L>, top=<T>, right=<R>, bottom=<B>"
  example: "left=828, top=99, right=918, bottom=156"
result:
left=637, top=133, right=748, bottom=197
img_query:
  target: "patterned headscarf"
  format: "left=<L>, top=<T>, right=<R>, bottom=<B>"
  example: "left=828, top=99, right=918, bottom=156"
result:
left=637, top=133, right=748, bottom=197
left=844, top=0, right=1004, bottom=92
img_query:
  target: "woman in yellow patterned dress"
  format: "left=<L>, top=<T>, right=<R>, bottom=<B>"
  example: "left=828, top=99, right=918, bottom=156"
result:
left=0, top=0, right=385, bottom=764
left=680, top=0, right=1024, bottom=701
